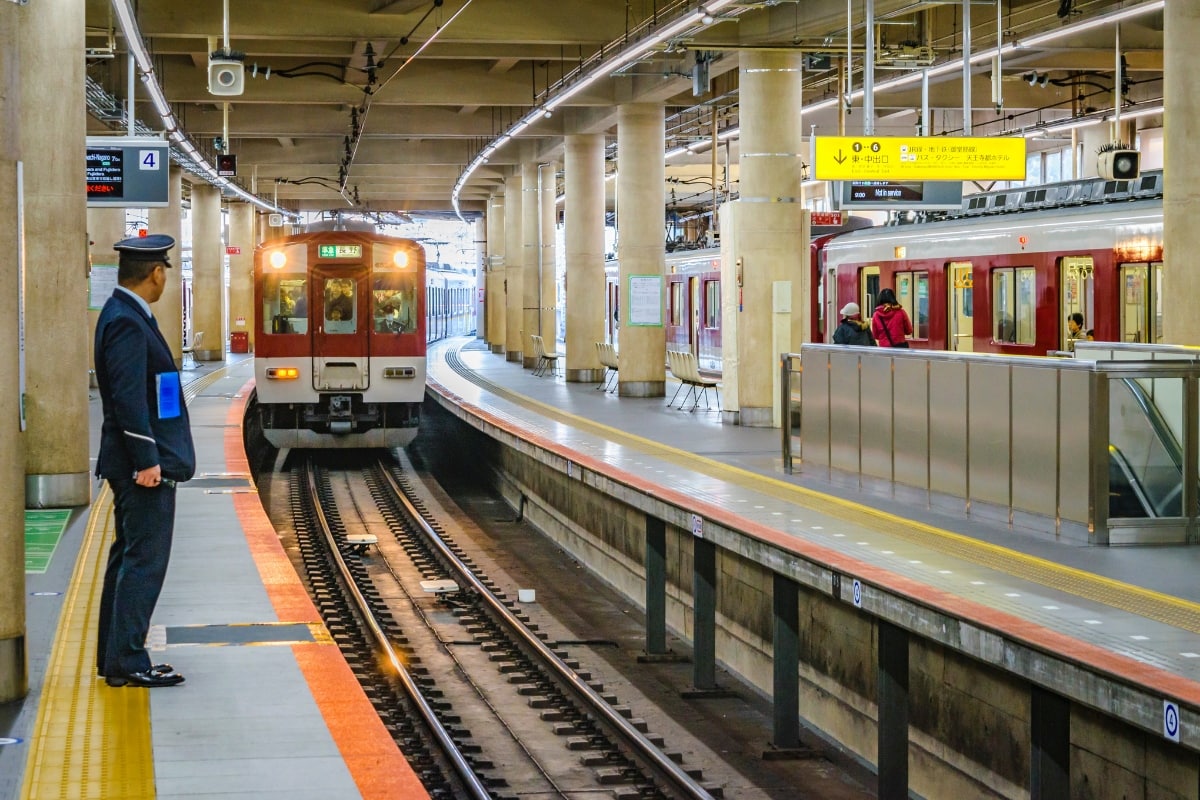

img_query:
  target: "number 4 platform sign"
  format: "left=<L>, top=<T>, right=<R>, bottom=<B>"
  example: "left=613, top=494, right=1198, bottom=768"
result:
left=85, top=136, right=170, bottom=208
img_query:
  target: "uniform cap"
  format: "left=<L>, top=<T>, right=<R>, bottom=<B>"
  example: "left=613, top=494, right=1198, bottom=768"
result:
left=114, top=234, right=176, bottom=264
left=840, top=302, right=860, bottom=317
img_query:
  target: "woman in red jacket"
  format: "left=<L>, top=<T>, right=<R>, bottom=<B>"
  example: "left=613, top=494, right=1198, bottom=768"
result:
left=870, top=287, right=913, bottom=348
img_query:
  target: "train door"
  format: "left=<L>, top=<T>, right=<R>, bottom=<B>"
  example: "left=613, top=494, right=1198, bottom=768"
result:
left=1118, top=261, right=1163, bottom=343
left=607, top=281, right=620, bottom=343
left=948, top=261, right=974, bottom=352
left=689, top=276, right=701, bottom=357
left=1059, top=256, right=1094, bottom=350
left=859, top=266, right=880, bottom=318
left=825, top=267, right=837, bottom=342
left=312, top=267, right=370, bottom=389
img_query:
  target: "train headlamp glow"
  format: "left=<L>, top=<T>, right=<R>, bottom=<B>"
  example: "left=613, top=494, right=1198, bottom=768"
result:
left=265, top=367, right=299, bottom=380
left=269, top=251, right=287, bottom=269
left=392, top=251, right=409, bottom=269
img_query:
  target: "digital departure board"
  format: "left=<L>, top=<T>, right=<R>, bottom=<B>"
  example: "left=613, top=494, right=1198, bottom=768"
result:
left=839, top=180, right=963, bottom=210
left=317, top=244, right=362, bottom=259
left=85, top=136, right=170, bottom=207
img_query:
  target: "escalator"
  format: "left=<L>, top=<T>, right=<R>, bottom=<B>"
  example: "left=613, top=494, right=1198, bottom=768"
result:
left=1107, top=378, right=1193, bottom=518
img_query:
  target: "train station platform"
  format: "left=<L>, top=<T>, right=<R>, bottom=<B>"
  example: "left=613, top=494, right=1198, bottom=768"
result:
left=426, top=335, right=1200, bottom=797
left=0, top=356, right=424, bottom=800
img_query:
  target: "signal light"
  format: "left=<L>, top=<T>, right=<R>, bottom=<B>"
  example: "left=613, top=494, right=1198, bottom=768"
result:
left=265, top=367, right=299, bottom=380
left=1097, top=149, right=1139, bottom=181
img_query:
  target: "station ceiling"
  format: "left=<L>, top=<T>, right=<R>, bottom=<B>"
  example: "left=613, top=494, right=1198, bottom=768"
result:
left=83, top=0, right=1165, bottom=219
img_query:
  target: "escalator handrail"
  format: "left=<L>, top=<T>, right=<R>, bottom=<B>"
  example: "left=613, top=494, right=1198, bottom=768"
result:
left=1118, top=377, right=1184, bottom=472
left=1108, top=443, right=1157, bottom=518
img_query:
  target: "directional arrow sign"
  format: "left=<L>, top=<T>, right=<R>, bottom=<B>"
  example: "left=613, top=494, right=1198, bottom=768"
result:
left=813, top=136, right=1026, bottom=181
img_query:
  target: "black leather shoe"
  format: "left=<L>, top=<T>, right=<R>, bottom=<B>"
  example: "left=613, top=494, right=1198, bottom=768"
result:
left=99, top=663, right=174, bottom=678
left=106, top=670, right=185, bottom=688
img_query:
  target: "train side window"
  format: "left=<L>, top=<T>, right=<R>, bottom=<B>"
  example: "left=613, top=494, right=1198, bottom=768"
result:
left=669, top=281, right=684, bottom=326
left=323, top=278, right=357, bottom=333
left=895, top=271, right=929, bottom=340
left=704, top=280, right=720, bottom=328
left=373, top=272, right=417, bottom=333
left=991, top=267, right=1036, bottom=345
left=1118, top=263, right=1160, bottom=343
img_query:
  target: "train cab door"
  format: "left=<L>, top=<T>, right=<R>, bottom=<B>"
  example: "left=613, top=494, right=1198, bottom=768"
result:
left=1060, top=256, right=1094, bottom=350
left=1118, top=261, right=1163, bottom=343
left=312, top=266, right=370, bottom=391
left=948, top=262, right=974, bottom=352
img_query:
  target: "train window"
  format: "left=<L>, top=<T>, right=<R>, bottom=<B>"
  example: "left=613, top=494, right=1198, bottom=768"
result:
left=372, top=272, right=418, bottom=333
left=669, top=282, right=684, bottom=326
left=991, top=267, right=1036, bottom=345
left=263, top=276, right=308, bottom=334
left=1118, top=263, right=1163, bottom=343
left=704, top=280, right=720, bottom=328
left=896, top=271, right=929, bottom=340
left=1060, top=256, right=1094, bottom=351
left=323, top=278, right=357, bottom=333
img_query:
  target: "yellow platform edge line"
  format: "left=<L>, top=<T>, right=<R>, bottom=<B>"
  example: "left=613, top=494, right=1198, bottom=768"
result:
left=445, top=342, right=1200, bottom=630
left=20, top=484, right=154, bottom=799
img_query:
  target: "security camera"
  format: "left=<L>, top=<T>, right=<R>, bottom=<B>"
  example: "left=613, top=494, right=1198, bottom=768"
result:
left=208, top=51, right=245, bottom=96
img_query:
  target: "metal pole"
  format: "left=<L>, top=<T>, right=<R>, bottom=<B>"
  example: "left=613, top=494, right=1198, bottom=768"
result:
left=920, top=70, right=930, bottom=136
left=962, top=0, right=972, bottom=134
left=127, top=51, right=135, bottom=137
left=864, top=0, right=874, bottom=135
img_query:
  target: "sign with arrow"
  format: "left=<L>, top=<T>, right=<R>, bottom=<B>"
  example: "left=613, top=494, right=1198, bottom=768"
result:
left=813, top=136, right=1026, bottom=181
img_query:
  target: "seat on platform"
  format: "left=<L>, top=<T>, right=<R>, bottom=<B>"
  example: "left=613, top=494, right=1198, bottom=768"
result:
left=531, top=335, right=560, bottom=377
left=182, top=331, right=203, bottom=370
left=667, top=350, right=720, bottom=412
left=595, top=342, right=618, bottom=392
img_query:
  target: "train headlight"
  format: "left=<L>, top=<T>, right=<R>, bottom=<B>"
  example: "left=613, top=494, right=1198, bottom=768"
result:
left=269, top=251, right=287, bottom=269
left=393, top=251, right=408, bottom=269
left=265, top=367, right=299, bottom=380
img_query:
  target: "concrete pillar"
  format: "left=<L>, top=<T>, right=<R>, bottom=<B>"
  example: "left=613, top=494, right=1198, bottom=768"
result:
left=539, top=162, right=558, bottom=350
left=564, top=134, right=606, bottom=382
left=148, top=165, right=184, bottom=365
left=473, top=217, right=486, bottom=341
left=504, top=172, right=523, bottom=362
left=191, top=184, right=225, bottom=362
left=723, top=52, right=809, bottom=427
left=1078, top=126, right=1109, bottom=179
left=0, top=1, right=29, bottom=703
left=20, top=0, right=89, bottom=507
left=87, top=209, right=126, bottom=381
left=521, top=161, right=539, bottom=368
left=616, top=103, right=665, bottom=398
left=1164, top=0, right=1200, bottom=345
left=227, top=202, right=254, bottom=352
left=486, top=191, right=506, bottom=354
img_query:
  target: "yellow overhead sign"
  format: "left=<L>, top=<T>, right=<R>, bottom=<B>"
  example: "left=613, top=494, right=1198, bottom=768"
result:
left=812, top=136, right=1026, bottom=181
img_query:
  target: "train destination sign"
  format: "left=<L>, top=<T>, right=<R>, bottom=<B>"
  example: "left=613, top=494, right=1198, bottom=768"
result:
left=317, top=244, right=362, bottom=259
left=85, top=136, right=170, bottom=207
left=839, top=180, right=964, bottom=210
left=813, top=136, right=1026, bottom=181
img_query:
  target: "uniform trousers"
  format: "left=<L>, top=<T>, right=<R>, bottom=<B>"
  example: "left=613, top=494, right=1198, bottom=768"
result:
left=96, top=478, right=177, bottom=676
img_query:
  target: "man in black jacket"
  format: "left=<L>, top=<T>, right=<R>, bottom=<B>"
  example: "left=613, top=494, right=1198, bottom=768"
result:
left=94, top=234, right=196, bottom=688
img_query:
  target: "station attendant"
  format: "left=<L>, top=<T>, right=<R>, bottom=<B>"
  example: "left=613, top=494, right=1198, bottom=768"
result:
left=94, top=234, right=195, bottom=688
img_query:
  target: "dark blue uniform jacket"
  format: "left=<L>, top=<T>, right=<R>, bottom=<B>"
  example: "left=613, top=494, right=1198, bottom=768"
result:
left=94, top=290, right=196, bottom=482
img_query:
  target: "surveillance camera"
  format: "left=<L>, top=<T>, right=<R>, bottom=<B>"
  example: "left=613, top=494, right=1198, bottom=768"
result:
left=208, top=52, right=245, bottom=96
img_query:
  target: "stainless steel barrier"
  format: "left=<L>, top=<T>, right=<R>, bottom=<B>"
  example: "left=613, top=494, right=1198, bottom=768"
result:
left=782, top=345, right=1200, bottom=545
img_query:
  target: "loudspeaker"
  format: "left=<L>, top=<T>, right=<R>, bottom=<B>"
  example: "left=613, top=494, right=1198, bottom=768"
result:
left=208, top=58, right=245, bottom=96
left=1098, top=149, right=1139, bottom=181
left=268, top=213, right=284, bottom=227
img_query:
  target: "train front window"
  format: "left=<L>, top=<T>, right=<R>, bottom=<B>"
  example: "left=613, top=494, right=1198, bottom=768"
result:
left=323, top=278, right=357, bottom=333
left=372, top=272, right=418, bottom=333
left=991, top=267, right=1036, bottom=345
left=263, top=277, right=308, bottom=334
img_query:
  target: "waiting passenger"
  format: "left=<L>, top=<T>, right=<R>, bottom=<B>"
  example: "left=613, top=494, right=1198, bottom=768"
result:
left=870, top=288, right=913, bottom=348
left=833, top=302, right=875, bottom=346
left=1086, top=328, right=1095, bottom=341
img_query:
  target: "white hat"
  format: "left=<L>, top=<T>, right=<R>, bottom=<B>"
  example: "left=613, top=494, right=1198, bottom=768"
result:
left=840, top=302, right=860, bottom=317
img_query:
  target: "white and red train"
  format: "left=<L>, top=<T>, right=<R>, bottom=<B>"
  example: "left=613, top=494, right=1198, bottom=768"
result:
left=607, top=170, right=1164, bottom=365
left=253, top=222, right=475, bottom=448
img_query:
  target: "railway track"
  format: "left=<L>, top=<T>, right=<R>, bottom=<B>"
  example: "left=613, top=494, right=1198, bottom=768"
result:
left=288, top=449, right=723, bottom=799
